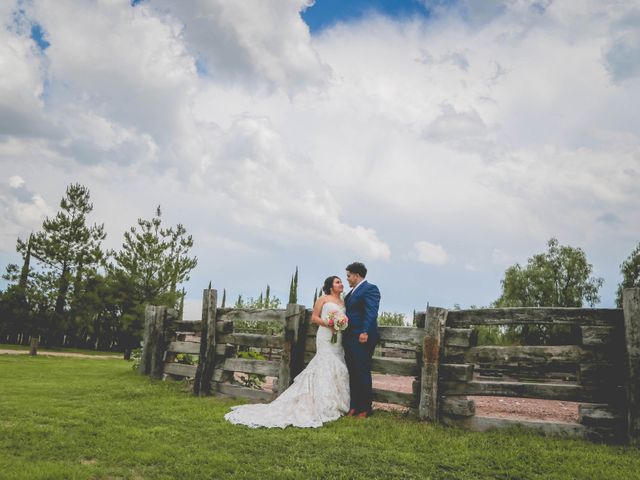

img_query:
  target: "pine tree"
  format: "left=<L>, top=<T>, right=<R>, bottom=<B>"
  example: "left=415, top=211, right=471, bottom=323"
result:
left=23, top=184, right=106, bottom=345
left=265, top=285, right=270, bottom=309
left=288, top=267, right=298, bottom=304
left=110, top=205, right=197, bottom=357
left=257, top=292, right=264, bottom=309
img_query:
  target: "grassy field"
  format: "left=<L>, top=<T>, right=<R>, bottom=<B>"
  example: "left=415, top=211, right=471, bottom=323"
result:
left=1, top=355, right=639, bottom=480
left=0, top=343, right=121, bottom=357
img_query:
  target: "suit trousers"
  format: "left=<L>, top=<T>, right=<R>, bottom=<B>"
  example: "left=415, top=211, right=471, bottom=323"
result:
left=343, top=333, right=377, bottom=413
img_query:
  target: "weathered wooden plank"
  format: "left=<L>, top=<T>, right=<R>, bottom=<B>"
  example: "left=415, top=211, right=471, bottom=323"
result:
left=578, top=363, right=621, bottom=386
left=223, top=358, right=280, bottom=377
left=217, top=332, right=284, bottom=349
left=305, top=337, right=317, bottom=352
left=414, top=311, right=426, bottom=328
left=167, top=341, right=201, bottom=355
left=164, top=362, right=197, bottom=377
left=379, top=326, right=424, bottom=345
left=440, top=364, right=474, bottom=382
left=379, top=342, right=418, bottom=351
left=215, top=382, right=273, bottom=402
left=215, top=320, right=233, bottom=334
left=578, top=403, right=626, bottom=442
left=441, top=396, right=475, bottom=417
left=441, top=415, right=586, bottom=439
left=623, top=288, right=640, bottom=445
left=445, top=345, right=601, bottom=366
left=447, top=308, right=624, bottom=327
left=579, top=326, right=618, bottom=347
left=372, top=388, right=416, bottom=407
left=578, top=404, right=622, bottom=427
left=171, top=320, right=201, bottom=333
left=215, top=343, right=235, bottom=357
left=441, top=380, right=602, bottom=402
left=303, top=351, right=315, bottom=364
left=371, top=357, right=419, bottom=376
left=217, top=308, right=286, bottom=324
left=419, top=306, right=447, bottom=421
left=444, top=328, right=477, bottom=348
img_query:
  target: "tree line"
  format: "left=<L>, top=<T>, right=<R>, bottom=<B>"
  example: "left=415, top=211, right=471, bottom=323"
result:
left=1, top=183, right=638, bottom=353
left=0, top=183, right=197, bottom=358
left=474, top=237, right=640, bottom=345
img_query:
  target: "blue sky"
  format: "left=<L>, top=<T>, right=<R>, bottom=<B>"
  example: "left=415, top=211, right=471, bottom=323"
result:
left=302, top=0, right=432, bottom=33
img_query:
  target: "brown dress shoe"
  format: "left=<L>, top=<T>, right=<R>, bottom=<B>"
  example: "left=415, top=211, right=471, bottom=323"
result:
left=347, top=409, right=357, bottom=417
left=356, top=411, right=369, bottom=418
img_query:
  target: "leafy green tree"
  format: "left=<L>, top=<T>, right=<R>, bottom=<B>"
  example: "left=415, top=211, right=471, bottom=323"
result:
left=109, top=206, right=197, bottom=358
left=378, top=311, right=406, bottom=326
left=494, top=238, right=603, bottom=344
left=616, top=242, right=640, bottom=308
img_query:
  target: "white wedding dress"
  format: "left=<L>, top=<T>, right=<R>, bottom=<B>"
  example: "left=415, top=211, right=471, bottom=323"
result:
left=224, top=302, right=350, bottom=428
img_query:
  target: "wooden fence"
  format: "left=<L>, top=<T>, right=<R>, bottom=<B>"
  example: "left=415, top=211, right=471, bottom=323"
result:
left=140, top=287, right=640, bottom=445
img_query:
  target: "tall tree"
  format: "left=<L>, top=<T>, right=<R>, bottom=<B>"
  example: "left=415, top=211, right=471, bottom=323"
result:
left=110, top=206, right=197, bottom=358
left=221, top=289, right=226, bottom=308
left=19, top=184, right=105, bottom=345
left=495, top=238, right=603, bottom=308
left=616, top=242, right=640, bottom=308
left=494, top=238, right=603, bottom=344
left=288, top=267, right=298, bottom=304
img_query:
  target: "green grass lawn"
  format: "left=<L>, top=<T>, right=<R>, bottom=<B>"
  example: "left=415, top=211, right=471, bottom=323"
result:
left=0, top=343, right=121, bottom=357
left=1, top=355, right=639, bottom=480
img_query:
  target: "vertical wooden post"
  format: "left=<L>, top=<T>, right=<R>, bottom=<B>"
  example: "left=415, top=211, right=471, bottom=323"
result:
left=194, top=288, right=217, bottom=396
left=623, top=288, right=640, bottom=445
left=140, top=305, right=156, bottom=375
left=289, top=304, right=308, bottom=380
left=140, top=305, right=168, bottom=378
left=419, top=306, right=447, bottom=421
left=276, top=304, right=295, bottom=396
left=29, top=337, right=39, bottom=356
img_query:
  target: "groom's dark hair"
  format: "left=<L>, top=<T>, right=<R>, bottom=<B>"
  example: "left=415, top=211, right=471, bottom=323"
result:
left=346, top=262, right=367, bottom=278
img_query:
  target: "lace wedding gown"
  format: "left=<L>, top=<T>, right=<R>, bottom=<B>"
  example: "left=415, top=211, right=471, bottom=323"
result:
left=224, top=302, right=350, bottom=428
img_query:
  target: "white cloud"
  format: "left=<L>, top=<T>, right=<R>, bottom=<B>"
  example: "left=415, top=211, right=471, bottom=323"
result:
left=9, top=176, right=25, bottom=189
left=150, top=0, right=328, bottom=94
left=0, top=0, right=638, bottom=311
left=413, top=241, right=449, bottom=266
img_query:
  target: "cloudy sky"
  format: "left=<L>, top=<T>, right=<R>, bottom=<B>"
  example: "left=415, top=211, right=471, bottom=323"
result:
left=1, top=0, right=639, bottom=320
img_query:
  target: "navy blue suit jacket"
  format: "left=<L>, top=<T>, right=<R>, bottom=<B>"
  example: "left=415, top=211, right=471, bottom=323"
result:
left=344, top=281, right=381, bottom=340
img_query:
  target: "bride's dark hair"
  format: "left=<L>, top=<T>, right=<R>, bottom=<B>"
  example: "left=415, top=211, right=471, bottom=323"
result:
left=322, top=276, right=340, bottom=295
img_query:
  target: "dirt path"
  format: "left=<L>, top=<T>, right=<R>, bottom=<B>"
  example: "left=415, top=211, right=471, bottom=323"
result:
left=0, top=349, right=121, bottom=359
left=372, top=374, right=579, bottom=423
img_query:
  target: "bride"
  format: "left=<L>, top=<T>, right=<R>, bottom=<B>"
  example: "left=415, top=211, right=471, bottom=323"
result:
left=224, top=276, right=350, bottom=428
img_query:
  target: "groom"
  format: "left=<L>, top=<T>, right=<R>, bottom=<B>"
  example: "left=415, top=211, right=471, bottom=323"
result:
left=343, top=262, right=381, bottom=418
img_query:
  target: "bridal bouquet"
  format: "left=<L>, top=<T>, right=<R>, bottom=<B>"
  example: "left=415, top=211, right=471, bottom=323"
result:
left=327, top=310, right=349, bottom=343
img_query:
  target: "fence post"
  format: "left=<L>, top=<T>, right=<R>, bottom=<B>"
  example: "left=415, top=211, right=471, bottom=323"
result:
left=194, top=288, right=217, bottom=396
left=290, top=304, right=308, bottom=380
left=623, top=288, right=640, bottom=445
left=140, top=305, right=170, bottom=378
left=276, top=304, right=305, bottom=396
left=419, top=306, right=447, bottom=421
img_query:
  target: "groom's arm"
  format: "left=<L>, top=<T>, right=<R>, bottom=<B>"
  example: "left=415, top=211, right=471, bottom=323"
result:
left=362, top=284, right=381, bottom=335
